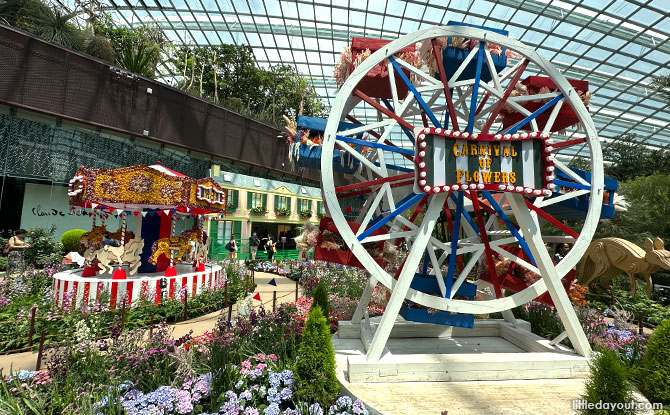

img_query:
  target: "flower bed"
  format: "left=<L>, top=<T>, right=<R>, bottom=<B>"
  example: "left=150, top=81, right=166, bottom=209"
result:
left=0, top=262, right=250, bottom=353
left=0, top=299, right=371, bottom=414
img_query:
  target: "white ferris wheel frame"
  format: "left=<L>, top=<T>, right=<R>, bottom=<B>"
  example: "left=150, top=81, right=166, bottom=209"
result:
left=321, top=25, right=603, bottom=359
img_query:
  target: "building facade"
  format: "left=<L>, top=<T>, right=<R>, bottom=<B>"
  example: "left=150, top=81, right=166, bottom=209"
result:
left=207, top=170, right=325, bottom=260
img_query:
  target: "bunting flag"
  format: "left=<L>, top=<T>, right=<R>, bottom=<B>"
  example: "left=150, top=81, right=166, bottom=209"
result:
left=141, top=212, right=148, bottom=217
left=345, top=206, right=353, bottom=213
left=163, top=209, right=170, bottom=216
left=252, top=293, right=261, bottom=301
left=133, top=211, right=140, bottom=216
left=268, top=278, right=277, bottom=287
left=91, top=203, right=98, bottom=209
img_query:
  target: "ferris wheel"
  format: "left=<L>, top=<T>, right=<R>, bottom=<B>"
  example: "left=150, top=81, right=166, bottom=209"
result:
left=321, top=23, right=602, bottom=361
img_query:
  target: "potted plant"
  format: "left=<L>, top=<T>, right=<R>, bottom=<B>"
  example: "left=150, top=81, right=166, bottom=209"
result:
left=299, top=209, right=313, bottom=219
left=275, top=207, right=291, bottom=217
left=227, top=201, right=237, bottom=213
left=249, top=206, right=267, bottom=215
left=317, top=211, right=327, bottom=219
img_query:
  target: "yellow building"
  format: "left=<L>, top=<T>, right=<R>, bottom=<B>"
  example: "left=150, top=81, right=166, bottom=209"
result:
left=207, top=169, right=324, bottom=260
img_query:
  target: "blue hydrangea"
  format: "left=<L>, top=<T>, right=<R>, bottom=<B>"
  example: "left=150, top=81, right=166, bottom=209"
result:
left=264, top=403, right=280, bottom=415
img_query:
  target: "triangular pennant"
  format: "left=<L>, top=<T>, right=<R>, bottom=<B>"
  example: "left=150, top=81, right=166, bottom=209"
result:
left=91, top=203, right=98, bottom=209
left=163, top=209, right=170, bottom=216
left=88, top=212, right=92, bottom=217
left=134, top=211, right=139, bottom=216
left=141, top=212, right=148, bottom=217
left=268, top=278, right=277, bottom=287
left=345, top=206, right=353, bottom=213
left=252, top=293, right=261, bottom=301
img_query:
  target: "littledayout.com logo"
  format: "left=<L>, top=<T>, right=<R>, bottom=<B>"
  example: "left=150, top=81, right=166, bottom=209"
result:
left=572, top=400, right=663, bottom=411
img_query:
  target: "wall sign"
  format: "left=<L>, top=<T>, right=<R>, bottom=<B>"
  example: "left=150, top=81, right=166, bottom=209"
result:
left=414, top=127, right=556, bottom=195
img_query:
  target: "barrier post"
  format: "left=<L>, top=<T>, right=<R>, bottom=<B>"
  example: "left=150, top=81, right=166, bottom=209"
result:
left=35, top=330, right=46, bottom=370
left=272, top=291, right=277, bottom=312
left=28, top=306, right=37, bottom=347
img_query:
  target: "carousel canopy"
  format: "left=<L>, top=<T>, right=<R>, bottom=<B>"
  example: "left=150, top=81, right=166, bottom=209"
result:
left=68, top=163, right=227, bottom=215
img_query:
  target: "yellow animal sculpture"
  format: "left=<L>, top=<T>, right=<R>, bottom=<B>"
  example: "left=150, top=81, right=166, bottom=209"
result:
left=84, top=237, right=144, bottom=275
left=149, top=227, right=202, bottom=265
left=578, top=237, right=670, bottom=297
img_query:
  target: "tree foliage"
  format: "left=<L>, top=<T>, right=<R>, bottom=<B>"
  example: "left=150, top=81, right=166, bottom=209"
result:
left=594, top=174, right=670, bottom=246
left=0, top=0, right=83, bottom=49
left=603, top=134, right=670, bottom=182
left=294, top=306, right=339, bottom=406
left=311, top=281, right=331, bottom=320
left=172, top=44, right=325, bottom=127
left=642, top=319, right=670, bottom=404
left=579, top=349, right=635, bottom=415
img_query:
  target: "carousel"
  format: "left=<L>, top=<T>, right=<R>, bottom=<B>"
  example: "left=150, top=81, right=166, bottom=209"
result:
left=52, top=163, right=227, bottom=309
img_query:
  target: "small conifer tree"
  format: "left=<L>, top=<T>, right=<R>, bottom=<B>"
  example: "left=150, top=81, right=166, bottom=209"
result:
left=295, top=306, right=339, bottom=406
left=642, top=319, right=670, bottom=404
left=311, top=281, right=330, bottom=319
left=579, top=349, right=635, bottom=415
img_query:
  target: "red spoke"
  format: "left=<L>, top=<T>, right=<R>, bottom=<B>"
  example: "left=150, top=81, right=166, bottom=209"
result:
left=470, top=191, right=503, bottom=298
left=463, top=191, right=496, bottom=215
left=524, top=200, right=580, bottom=239
left=475, top=92, right=491, bottom=116
left=345, top=115, right=414, bottom=161
left=421, top=111, right=429, bottom=128
left=480, top=59, right=529, bottom=134
left=432, top=38, right=460, bottom=131
left=552, top=137, right=586, bottom=149
left=336, top=172, right=414, bottom=193
left=353, top=89, right=415, bottom=132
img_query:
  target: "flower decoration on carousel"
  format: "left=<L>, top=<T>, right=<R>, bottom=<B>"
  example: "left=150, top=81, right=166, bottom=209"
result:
left=100, top=179, right=121, bottom=195
left=159, top=183, right=181, bottom=199
left=129, top=173, right=153, bottom=194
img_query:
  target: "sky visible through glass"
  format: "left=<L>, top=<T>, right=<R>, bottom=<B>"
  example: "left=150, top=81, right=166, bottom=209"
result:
left=54, top=0, right=669, bottom=166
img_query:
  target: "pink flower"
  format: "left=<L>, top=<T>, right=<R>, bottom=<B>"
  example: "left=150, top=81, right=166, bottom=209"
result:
left=267, top=354, right=278, bottom=362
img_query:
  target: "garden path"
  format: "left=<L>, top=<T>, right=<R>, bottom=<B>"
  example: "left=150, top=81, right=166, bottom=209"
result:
left=0, top=271, right=298, bottom=374
left=334, top=335, right=653, bottom=415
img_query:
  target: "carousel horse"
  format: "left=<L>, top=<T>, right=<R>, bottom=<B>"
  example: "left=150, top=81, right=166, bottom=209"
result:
left=194, top=236, right=211, bottom=268
left=79, top=226, right=135, bottom=252
left=149, top=226, right=202, bottom=265
left=86, top=237, right=144, bottom=275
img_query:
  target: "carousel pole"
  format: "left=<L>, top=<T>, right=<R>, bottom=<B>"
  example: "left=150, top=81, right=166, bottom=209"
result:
left=165, top=210, right=177, bottom=277
left=112, top=210, right=128, bottom=280
left=82, top=206, right=99, bottom=277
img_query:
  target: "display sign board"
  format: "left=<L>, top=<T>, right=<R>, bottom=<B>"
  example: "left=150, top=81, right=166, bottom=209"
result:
left=414, top=127, right=556, bottom=195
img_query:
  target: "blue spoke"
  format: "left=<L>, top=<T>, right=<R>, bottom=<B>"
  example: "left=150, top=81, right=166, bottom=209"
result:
left=498, top=94, right=565, bottom=135
left=445, top=191, right=464, bottom=298
left=381, top=99, right=415, bottom=144
left=553, top=178, right=590, bottom=191
left=449, top=194, right=479, bottom=234
left=422, top=251, right=430, bottom=277
left=336, top=135, right=415, bottom=156
left=467, top=42, right=485, bottom=133
left=387, top=56, right=443, bottom=129
left=357, top=193, right=424, bottom=242
left=481, top=191, right=535, bottom=266
left=373, top=161, right=414, bottom=172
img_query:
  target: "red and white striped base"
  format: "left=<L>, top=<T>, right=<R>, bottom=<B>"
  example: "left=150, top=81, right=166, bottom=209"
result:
left=51, top=264, right=224, bottom=310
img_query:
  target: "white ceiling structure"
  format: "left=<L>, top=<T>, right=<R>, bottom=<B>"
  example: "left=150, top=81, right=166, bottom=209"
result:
left=58, top=0, right=669, bottom=166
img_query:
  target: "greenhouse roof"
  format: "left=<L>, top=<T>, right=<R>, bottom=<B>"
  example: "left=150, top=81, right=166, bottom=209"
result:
left=55, top=0, right=669, bottom=164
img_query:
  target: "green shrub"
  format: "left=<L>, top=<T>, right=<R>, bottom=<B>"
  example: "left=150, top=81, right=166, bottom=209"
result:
left=0, top=256, right=6, bottom=271
left=295, top=306, right=339, bottom=406
left=24, top=225, right=63, bottom=267
left=642, top=319, right=670, bottom=404
left=85, top=35, right=116, bottom=62
left=61, top=229, right=86, bottom=252
left=579, top=349, right=635, bottom=415
left=311, top=281, right=330, bottom=319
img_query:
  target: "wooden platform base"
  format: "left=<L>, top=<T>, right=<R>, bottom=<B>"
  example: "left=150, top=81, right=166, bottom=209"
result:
left=336, top=317, right=590, bottom=383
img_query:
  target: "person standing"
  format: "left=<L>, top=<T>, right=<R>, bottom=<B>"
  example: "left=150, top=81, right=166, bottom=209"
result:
left=248, top=232, right=260, bottom=260
left=553, top=243, right=570, bottom=263
left=265, top=235, right=275, bottom=262
left=224, top=235, right=237, bottom=262
left=6, top=229, right=32, bottom=275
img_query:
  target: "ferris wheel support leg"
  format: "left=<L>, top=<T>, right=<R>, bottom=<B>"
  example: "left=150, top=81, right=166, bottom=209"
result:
left=352, top=275, right=378, bottom=324
left=507, top=193, right=592, bottom=358
left=365, top=193, right=447, bottom=361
